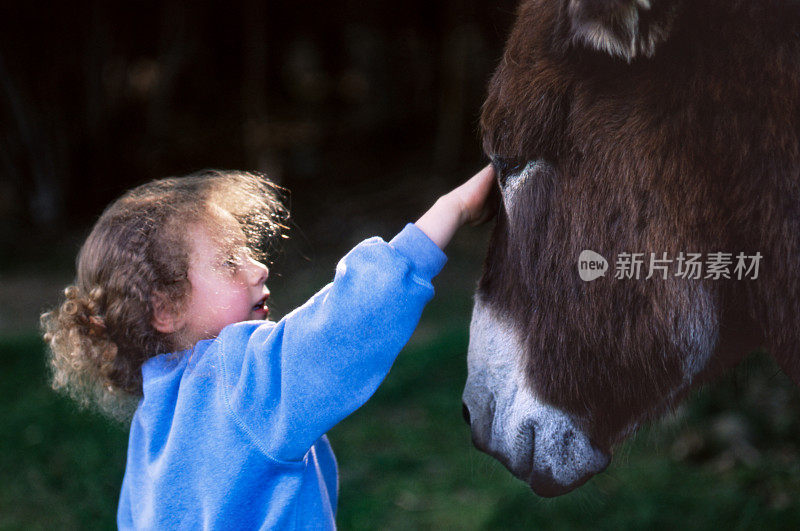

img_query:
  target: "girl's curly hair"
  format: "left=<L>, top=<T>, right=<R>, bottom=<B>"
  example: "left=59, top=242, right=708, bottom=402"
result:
left=40, top=169, right=288, bottom=421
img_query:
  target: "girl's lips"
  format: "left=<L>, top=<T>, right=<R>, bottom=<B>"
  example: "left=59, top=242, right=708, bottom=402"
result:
left=252, top=293, right=269, bottom=311
left=252, top=293, right=270, bottom=317
left=252, top=304, right=269, bottom=317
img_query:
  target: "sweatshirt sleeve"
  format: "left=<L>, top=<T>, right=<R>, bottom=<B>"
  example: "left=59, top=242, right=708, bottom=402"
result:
left=216, top=223, right=447, bottom=463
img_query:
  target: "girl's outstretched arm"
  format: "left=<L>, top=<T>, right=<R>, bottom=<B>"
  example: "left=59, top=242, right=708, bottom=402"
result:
left=214, top=166, right=497, bottom=463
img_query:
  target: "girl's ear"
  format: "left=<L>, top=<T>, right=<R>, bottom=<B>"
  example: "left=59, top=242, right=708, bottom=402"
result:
left=151, top=292, right=185, bottom=334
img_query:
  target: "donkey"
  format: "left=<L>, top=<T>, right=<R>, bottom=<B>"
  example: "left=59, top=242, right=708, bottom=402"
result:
left=463, top=0, right=800, bottom=497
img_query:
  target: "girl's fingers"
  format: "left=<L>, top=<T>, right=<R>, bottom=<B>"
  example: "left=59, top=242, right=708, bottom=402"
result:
left=459, top=165, right=496, bottom=223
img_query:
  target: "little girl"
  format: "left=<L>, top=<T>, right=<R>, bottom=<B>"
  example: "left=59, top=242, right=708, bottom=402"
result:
left=41, top=166, right=495, bottom=529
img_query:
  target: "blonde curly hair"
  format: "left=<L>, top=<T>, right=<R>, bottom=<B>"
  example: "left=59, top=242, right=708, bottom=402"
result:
left=40, top=169, right=288, bottom=421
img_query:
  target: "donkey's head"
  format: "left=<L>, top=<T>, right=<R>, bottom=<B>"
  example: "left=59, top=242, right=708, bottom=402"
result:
left=464, top=0, right=800, bottom=496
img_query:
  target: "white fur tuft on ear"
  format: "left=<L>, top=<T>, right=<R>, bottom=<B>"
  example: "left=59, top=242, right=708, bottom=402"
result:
left=568, top=0, right=678, bottom=62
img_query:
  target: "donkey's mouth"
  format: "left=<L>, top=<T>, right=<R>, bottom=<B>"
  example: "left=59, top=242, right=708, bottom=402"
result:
left=465, top=294, right=611, bottom=497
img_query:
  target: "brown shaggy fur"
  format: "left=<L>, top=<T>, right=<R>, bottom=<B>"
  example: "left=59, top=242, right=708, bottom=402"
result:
left=478, top=0, right=800, bottom=447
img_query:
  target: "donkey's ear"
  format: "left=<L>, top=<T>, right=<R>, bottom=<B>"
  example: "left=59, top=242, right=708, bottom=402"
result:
left=567, top=0, right=680, bottom=62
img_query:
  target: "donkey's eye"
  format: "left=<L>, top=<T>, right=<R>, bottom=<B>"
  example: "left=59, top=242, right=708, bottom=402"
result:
left=493, top=157, right=527, bottom=188
left=497, top=162, right=531, bottom=211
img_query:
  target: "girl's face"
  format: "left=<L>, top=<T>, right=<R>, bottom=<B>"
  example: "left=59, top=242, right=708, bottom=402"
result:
left=181, top=213, right=270, bottom=345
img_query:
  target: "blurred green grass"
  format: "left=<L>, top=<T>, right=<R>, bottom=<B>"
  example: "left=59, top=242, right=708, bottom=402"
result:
left=0, top=335, right=127, bottom=529
left=4, top=328, right=800, bottom=529
left=332, top=331, right=800, bottom=530
left=2, top=231, right=800, bottom=529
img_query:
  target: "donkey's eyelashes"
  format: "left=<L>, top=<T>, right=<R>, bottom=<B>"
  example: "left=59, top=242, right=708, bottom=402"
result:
left=492, top=156, right=527, bottom=188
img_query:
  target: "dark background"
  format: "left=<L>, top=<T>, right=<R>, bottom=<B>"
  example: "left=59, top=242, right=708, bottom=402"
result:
left=1, top=0, right=516, bottom=254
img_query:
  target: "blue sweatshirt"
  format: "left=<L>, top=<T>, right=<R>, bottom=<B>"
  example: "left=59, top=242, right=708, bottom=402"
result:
left=117, top=223, right=448, bottom=529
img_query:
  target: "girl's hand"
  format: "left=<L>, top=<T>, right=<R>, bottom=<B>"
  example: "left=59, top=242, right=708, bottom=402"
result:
left=444, top=164, right=497, bottom=226
left=414, top=165, right=497, bottom=250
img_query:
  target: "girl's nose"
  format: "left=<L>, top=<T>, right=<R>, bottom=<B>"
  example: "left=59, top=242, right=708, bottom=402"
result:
left=247, top=257, right=269, bottom=285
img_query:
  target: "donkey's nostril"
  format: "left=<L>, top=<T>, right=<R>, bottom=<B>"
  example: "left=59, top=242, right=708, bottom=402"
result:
left=462, top=402, right=471, bottom=425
